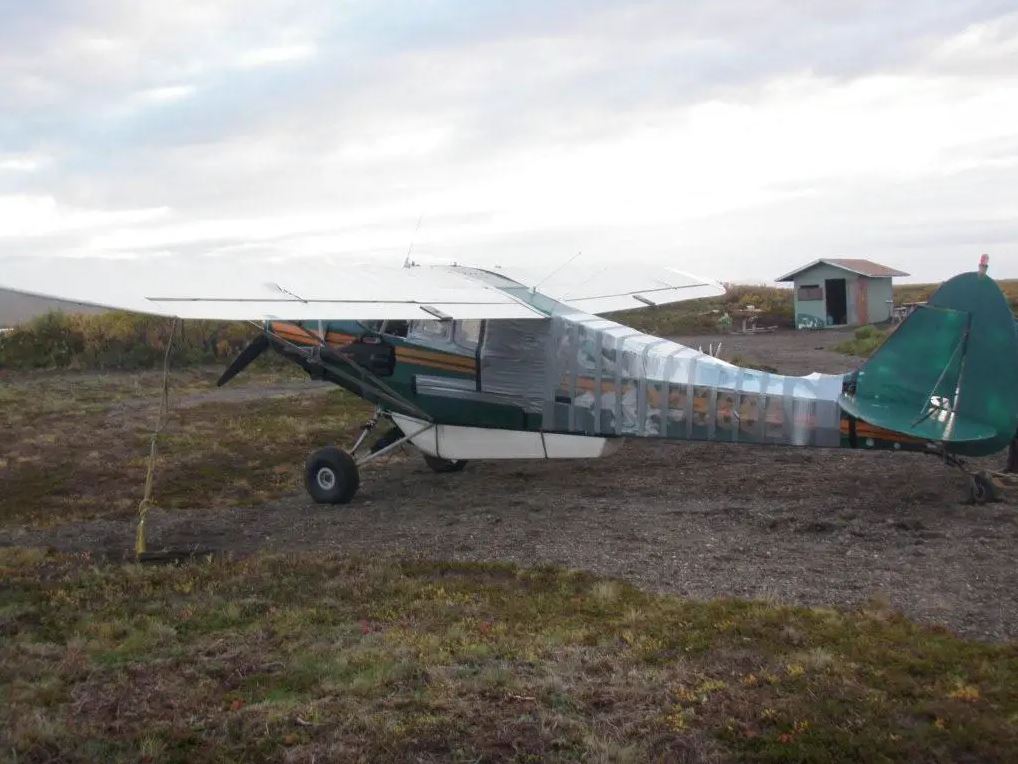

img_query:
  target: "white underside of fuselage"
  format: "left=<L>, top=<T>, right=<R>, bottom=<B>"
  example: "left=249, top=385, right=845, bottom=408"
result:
left=390, top=413, right=621, bottom=460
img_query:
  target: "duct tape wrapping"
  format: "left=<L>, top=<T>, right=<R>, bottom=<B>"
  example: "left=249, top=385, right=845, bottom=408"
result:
left=539, top=312, right=843, bottom=447
left=479, top=319, right=552, bottom=414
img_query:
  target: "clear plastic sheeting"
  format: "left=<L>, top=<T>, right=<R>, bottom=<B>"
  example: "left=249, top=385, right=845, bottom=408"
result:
left=540, top=312, right=844, bottom=447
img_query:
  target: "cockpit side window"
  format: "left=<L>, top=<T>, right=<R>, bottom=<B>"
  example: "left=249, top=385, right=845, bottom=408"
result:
left=382, top=320, right=409, bottom=338
left=407, top=319, right=484, bottom=353
left=408, top=320, right=452, bottom=344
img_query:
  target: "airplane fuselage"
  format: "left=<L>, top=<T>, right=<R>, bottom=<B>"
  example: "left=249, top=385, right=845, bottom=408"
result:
left=262, top=268, right=1017, bottom=466
left=264, top=314, right=926, bottom=458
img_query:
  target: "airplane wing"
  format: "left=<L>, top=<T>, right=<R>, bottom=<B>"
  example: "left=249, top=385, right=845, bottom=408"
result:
left=493, top=262, right=725, bottom=314
left=0, top=257, right=547, bottom=321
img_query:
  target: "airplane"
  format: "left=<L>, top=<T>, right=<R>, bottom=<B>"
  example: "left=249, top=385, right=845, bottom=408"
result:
left=1, top=255, right=1016, bottom=506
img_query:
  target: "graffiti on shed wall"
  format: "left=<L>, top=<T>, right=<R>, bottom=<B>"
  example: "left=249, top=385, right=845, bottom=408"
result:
left=796, top=314, right=826, bottom=330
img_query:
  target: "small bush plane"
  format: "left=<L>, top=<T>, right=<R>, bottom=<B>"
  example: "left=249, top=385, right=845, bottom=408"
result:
left=2, top=256, right=1016, bottom=504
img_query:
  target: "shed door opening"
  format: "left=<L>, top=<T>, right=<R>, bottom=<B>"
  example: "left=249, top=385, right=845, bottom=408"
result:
left=825, top=278, right=847, bottom=325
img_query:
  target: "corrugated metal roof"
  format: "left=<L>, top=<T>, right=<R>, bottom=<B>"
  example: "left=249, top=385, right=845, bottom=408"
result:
left=0, top=288, right=107, bottom=328
left=776, top=258, right=909, bottom=281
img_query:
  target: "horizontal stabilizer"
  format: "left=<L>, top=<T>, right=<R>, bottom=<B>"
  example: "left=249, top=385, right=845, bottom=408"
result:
left=839, top=396, right=997, bottom=443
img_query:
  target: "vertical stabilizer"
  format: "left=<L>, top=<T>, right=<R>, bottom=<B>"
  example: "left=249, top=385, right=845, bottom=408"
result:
left=840, top=271, right=1018, bottom=456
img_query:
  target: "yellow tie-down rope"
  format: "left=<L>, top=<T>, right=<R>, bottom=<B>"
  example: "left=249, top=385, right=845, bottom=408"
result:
left=135, top=317, right=179, bottom=558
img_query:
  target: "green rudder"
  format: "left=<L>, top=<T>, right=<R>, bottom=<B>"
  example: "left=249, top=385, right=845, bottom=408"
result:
left=840, top=272, right=1018, bottom=457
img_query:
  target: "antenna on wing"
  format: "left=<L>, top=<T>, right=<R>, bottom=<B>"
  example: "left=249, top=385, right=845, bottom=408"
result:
left=402, top=215, right=424, bottom=269
left=531, top=251, right=582, bottom=294
left=266, top=282, right=307, bottom=303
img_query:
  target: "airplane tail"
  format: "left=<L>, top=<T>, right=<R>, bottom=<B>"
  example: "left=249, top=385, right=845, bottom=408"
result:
left=839, top=269, right=1018, bottom=456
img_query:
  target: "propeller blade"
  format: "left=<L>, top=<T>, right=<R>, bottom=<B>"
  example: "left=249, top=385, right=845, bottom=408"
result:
left=216, top=333, right=270, bottom=387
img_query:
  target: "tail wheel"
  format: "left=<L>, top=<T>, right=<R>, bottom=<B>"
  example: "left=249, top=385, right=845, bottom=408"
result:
left=423, top=454, right=468, bottom=473
left=969, top=471, right=1001, bottom=504
left=305, top=446, right=360, bottom=504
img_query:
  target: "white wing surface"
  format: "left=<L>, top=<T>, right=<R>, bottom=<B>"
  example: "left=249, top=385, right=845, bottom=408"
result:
left=494, top=263, right=725, bottom=314
left=0, top=257, right=545, bottom=321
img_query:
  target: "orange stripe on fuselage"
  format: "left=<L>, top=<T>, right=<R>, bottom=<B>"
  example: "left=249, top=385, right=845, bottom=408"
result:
left=396, top=348, right=475, bottom=371
left=269, top=322, right=321, bottom=345
left=268, top=322, right=474, bottom=375
left=325, top=331, right=355, bottom=345
left=269, top=322, right=355, bottom=345
left=840, top=418, right=925, bottom=444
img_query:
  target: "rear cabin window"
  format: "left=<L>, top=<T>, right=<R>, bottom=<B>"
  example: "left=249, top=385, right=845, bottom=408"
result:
left=360, top=320, right=409, bottom=338
left=454, top=320, right=482, bottom=351
left=798, top=284, right=823, bottom=301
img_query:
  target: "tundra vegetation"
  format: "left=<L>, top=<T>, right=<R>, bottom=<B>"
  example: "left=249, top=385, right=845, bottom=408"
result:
left=0, top=367, right=369, bottom=526
left=3, top=549, right=1017, bottom=762
left=832, top=325, right=888, bottom=358
left=0, top=311, right=256, bottom=370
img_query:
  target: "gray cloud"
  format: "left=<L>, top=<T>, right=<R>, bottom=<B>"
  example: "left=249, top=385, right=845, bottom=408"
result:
left=1, top=1, right=1017, bottom=282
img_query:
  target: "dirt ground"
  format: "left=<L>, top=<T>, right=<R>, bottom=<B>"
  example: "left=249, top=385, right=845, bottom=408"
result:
left=3, top=329, right=1017, bottom=642
left=680, top=326, right=864, bottom=375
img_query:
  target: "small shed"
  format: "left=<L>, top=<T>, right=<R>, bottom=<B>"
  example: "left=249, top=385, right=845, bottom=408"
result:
left=776, top=258, right=909, bottom=329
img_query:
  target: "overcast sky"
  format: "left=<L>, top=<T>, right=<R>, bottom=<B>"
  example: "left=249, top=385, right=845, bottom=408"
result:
left=1, top=1, right=1017, bottom=283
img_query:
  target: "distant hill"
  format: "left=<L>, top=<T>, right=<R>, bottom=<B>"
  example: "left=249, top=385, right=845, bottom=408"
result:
left=895, top=279, right=1018, bottom=313
left=0, top=288, right=107, bottom=328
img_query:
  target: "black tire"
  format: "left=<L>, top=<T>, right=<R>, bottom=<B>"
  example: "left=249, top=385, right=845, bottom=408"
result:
left=423, top=454, right=468, bottom=473
left=969, top=471, right=1001, bottom=504
left=305, top=446, right=360, bottom=504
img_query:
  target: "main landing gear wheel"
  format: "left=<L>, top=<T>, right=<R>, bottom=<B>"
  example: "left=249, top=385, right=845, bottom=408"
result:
left=968, top=471, right=1002, bottom=505
left=305, top=446, right=360, bottom=504
left=423, top=454, right=468, bottom=473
